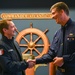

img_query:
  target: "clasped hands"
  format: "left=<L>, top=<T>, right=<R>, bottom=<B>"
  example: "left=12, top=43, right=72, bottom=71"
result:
left=27, top=59, right=36, bottom=68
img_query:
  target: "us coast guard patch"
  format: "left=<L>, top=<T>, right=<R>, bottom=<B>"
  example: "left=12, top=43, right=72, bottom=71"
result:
left=0, top=49, right=4, bottom=55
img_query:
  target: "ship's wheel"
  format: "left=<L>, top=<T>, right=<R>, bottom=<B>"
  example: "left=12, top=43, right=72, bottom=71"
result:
left=16, top=23, right=50, bottom=58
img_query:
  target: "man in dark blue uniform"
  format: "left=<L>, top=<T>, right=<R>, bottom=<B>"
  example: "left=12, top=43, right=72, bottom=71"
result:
left=0, top=20, right=34, bottom=75
left=28, top=2, right=75, bottom=75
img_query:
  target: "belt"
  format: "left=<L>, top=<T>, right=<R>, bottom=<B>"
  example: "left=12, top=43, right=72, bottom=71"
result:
left=57, top=67, right=75, bottom=72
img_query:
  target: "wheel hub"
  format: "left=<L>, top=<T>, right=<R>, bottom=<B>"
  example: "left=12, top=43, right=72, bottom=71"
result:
left=28, top=42, right=35, bottom=48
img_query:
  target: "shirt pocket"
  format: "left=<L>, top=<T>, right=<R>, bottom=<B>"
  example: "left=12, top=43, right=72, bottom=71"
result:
left=67, top=34, right=75, bottom=53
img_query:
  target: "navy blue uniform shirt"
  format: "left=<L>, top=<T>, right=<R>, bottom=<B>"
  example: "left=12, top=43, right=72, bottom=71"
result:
left=36, top=18, right=75, bottom=69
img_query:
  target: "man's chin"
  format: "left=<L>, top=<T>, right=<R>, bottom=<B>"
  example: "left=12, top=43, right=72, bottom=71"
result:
left=56, top=21, right=60, bottom=24
left=56, top=22, right=58, bottom=24
left=13, top=33, right=16, bottom=36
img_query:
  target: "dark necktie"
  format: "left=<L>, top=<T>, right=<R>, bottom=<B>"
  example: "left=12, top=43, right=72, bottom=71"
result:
left=62, top=26, right=65, bottom=55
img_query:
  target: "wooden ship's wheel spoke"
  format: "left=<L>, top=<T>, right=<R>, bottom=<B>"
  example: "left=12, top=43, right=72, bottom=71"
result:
left=34, top=29, right=48, bottom=43
left=35, top=44, right=44, bottom=47
left=30, top=33, right=33, bottom=42
left=22, top=48, right=29, bottom=54
left=30, top=48, right=33, bottom=55
left=16, top=29, right=29, bottom=43
left=33, top=48, right=41, bottom=55
left=19, top=44, right=28, bottom=47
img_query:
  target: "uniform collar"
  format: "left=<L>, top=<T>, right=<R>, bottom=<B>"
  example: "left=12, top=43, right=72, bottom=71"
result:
left=61, top=18, right=72, bottom=28
left=2, top=35, right=14, bottom=43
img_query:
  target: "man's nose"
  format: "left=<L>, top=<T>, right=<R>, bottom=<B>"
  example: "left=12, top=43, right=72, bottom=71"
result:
left=15, top=26, right=17, bottom=30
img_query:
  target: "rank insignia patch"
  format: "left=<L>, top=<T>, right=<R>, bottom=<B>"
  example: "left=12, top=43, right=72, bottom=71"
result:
left=0, top=49, right=4, bottom=55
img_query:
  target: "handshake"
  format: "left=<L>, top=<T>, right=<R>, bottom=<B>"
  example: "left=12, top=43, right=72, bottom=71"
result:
left=22, top=54, right=36, bottom=68
left=27, top=59, right=36, bottom=68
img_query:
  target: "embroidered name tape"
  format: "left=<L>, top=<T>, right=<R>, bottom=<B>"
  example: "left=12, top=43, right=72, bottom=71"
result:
left=8, top=49, right=13, bottom=52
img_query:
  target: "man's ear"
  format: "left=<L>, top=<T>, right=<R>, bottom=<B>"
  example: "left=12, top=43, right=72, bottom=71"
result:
left=60, top=9, right=64, bottom=14
left=3, top=28, right=7, bottom=33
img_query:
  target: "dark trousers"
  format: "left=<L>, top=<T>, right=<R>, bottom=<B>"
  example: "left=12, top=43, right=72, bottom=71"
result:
left=56, top=69, right=75, bottom=75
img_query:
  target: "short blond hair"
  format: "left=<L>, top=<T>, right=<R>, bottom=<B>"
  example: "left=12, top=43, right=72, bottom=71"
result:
left=50, top=2, right=69, bottom=15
